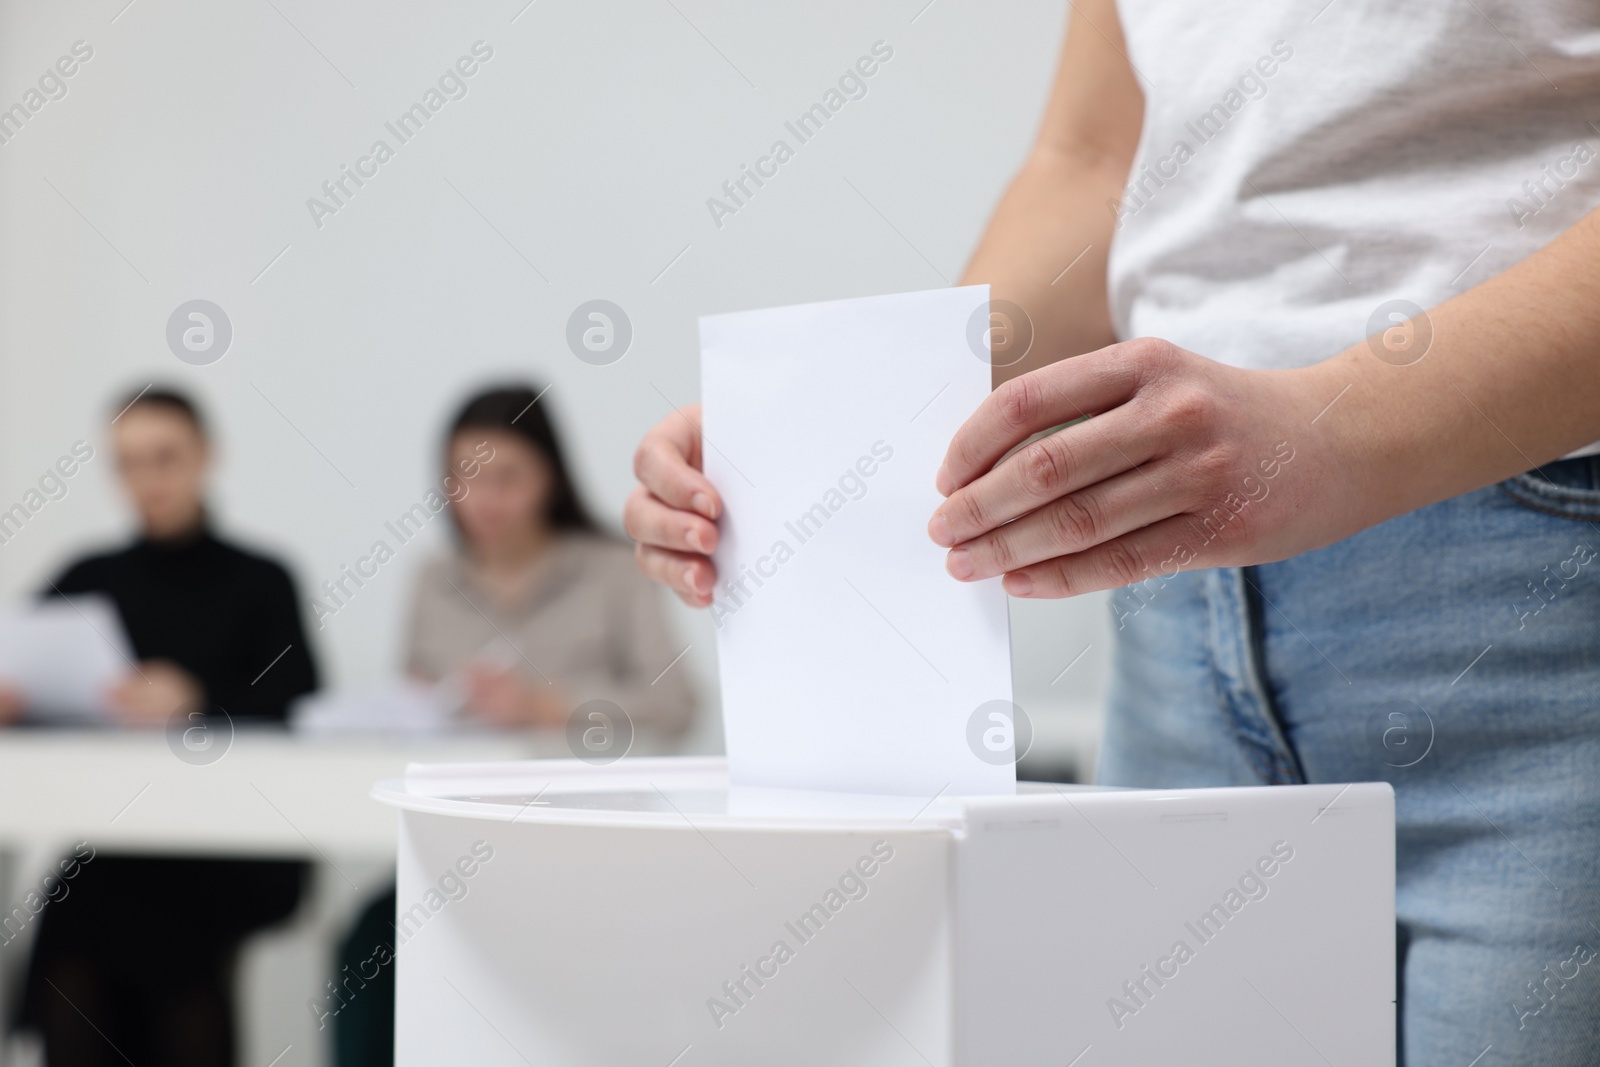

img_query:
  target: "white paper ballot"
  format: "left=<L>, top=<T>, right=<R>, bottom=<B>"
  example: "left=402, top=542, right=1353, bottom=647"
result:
left=0, top=595, right=133, bottom=722
left=700, top=285, right=1014, bottom=797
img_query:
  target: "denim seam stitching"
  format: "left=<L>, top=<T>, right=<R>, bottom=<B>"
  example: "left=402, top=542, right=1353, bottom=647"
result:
left=1236, top=568, right=1308, bottom=786
left=1211, top=568, right=1304, bottom=786
left=1202, top=575, right=1278, bottom=786
left=1506, top=474, right=1600, bottom=503
left=1498, top=481, right=1600, bottom=521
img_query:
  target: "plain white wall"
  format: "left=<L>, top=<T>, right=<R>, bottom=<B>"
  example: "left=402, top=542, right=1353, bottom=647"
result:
left=0, top=0, right=1110, bottom=754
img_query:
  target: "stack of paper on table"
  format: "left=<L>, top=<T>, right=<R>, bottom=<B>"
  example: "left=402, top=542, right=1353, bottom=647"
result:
left=292, top=678, right=463, bottom=737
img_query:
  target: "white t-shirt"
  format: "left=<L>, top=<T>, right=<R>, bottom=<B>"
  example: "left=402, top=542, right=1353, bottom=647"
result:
left=1106, top=2, right=1600, bottom=456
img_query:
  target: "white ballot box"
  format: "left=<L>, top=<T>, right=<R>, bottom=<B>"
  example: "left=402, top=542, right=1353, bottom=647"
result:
left=373, top=757, right=1394, bottom=1066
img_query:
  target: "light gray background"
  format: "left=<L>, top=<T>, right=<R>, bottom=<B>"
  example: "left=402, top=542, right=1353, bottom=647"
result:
left=0, top=0, right=1110, bottom=758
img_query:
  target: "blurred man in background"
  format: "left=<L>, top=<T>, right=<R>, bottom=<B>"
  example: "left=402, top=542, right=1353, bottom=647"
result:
left=13, top=387, right=318, bottom=1067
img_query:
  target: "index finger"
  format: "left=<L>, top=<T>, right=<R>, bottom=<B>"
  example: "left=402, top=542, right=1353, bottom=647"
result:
left=937, top=343, right=1143, bottom=496
left=634, top=404, right=721, bottom=520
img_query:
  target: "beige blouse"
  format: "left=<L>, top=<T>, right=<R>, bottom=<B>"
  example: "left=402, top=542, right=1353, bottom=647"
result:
left=403, top=534, right=695, bottom=736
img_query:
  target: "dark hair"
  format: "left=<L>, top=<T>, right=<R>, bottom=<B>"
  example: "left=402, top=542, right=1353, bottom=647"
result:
left=114, top=386, right=207, bottom=436
left=447, top=385, right=597, bottom=533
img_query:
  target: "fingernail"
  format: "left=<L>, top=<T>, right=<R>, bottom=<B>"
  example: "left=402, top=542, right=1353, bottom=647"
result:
left=935, top=462, right=951, bottom=496
left=684, top=565, right=703, bottom=595
left=928, top=512, right=954, bottom=547
left=687, top=527, right=707, bottom=553
left=946, top=548, right=973, bottom=580
left=691, top=492, right=715, bottom=519
left=1004, top=572, right=1032, bottom=596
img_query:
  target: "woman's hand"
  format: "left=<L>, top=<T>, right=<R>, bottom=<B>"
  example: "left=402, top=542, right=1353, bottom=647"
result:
left=462, top=663, right=568, bottom=729
left=929, top=338, right=1362, bottom=598
left=0, top=684, right=25, bottom=725
left=623, top=404, right=722, bottom=607
left=107, top=660, right=203, bottom=726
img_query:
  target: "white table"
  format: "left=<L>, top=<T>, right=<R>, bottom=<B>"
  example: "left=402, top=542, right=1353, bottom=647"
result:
left=0, top=729, right=557, bottom=856
left=0, top=729, right=585, bottom=1067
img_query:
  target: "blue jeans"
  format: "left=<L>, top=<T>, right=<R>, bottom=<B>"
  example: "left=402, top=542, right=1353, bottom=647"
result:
left=1099, top=457, right=1600, bottom=1067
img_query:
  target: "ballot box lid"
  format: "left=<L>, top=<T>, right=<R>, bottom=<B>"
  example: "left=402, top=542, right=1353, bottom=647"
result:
left=372, top=756, right=1092, bottom=832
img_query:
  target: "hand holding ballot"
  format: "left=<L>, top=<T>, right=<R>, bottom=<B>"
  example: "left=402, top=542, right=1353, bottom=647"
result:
left=0, top=600, right=203, bottom=726
left=625, top=403, right=722, bottom=608
left=627, top=297, right=1361, bottom=608
left=926, top=337, right=1343, bottom=599
left=0, top=595, right=139, bottom=723
left=632, top=287, right=1014, bottom=796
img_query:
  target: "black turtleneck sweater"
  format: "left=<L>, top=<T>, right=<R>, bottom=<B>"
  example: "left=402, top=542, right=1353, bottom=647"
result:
left=21, top=530, right=319, bottom=1048
left=48, top=528, right=318, bottom=721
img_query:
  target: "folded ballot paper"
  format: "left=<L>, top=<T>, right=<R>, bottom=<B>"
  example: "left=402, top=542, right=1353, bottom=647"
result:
left=700, top=286, right=1015, bottom=797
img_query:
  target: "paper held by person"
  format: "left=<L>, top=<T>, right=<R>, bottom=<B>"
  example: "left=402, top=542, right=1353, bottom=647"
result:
left=0, top=594, right=133, bottom=722
left=700, top=285, right=1015, bottom=797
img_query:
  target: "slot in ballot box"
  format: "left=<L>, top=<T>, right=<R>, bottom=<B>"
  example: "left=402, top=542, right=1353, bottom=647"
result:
left=372, top=757, right=1394, bottom=1066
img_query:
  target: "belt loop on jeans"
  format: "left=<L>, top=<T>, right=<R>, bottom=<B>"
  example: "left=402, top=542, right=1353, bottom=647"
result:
left=1203, top=567, right=1306, bottom=785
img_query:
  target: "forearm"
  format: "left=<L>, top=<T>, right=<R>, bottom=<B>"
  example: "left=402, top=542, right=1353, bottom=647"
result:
left=957, top=0, right=1141, bottom=387
left=961, top=148, right=1127, bottom=386
left=1317, top=206, right=1600, bottom=528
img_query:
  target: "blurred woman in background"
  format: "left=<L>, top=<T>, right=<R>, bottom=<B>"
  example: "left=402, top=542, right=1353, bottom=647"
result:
left=405, top=384, right=695, bottom=732
left=333, top=383, right=694, bottom=1067
left=17, top=387, right=318, bottom=1067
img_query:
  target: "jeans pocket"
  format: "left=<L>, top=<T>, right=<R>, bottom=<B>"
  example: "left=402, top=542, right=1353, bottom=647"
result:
left=1499, top=456, right=1600, bottom=521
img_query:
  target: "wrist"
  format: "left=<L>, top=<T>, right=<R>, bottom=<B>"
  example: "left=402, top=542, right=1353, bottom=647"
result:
left=1295, top=346, right=1440, bottom=533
